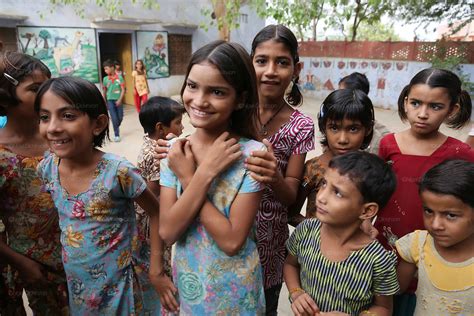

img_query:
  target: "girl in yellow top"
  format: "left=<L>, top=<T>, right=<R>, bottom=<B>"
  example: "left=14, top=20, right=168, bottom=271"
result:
left=396, top=159, right=474, bottom=316
left=132, top=59, right=150, bottom=112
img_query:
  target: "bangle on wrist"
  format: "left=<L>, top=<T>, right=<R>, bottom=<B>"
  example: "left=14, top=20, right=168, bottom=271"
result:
left=360, top=311, right=376, bottom=316
left=288, top=287, right=305, bottom=303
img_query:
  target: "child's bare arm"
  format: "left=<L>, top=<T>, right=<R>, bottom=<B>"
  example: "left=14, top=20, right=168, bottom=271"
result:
left=199, top=190, right=262, bottom=256
left=284, top=254, right=320, bottom=316
left=396, top=259, right=417, bottom=293
left=134, top=188, right=179, bottom=313
left=287, top=184, right=310, bottom=227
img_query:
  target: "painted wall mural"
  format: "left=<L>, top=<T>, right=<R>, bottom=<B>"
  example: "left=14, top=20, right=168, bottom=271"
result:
left=136, top=31, right=170, bottom=79
left=17, top=26, right=99, bottom=83
left=299, top=57, right=431, bottom=109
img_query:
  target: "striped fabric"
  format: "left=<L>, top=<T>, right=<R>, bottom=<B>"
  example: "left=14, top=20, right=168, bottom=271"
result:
left=287, top=219, right=399, bottom=315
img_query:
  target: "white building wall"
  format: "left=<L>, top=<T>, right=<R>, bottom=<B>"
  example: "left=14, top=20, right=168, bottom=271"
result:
left=0, top=0, right=265, bottom=96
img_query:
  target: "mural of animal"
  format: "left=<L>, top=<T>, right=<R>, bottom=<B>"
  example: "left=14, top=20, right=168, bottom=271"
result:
left=54, top=35, right=70, bottom=47
left=52, top=31, right=84, bottom=73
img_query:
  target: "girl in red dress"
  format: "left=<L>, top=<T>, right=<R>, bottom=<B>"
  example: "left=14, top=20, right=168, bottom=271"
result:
left=376, top=68, right=473, bottom=316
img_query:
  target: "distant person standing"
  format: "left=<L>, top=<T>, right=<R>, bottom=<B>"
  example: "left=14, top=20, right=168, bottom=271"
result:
left=103, top=59, right=125, bottom=142
left=114, top=59, right=124, bottom=79
left=132, top=59, right=150, bottom=112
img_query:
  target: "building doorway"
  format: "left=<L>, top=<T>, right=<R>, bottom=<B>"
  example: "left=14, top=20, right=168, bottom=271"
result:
left=98, top=33, right=134, bottom=105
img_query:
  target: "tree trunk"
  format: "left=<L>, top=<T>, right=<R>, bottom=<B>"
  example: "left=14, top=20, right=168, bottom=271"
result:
left=212, top=0, right=230, bottom=41
left=351, top=0, right=361, bottom=41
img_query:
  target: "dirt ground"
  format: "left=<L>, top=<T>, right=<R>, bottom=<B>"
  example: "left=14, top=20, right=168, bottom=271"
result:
left=23, top=96, right=471, bottom=315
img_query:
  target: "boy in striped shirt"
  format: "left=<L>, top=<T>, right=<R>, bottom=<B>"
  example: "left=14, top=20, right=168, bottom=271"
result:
left=284, top=151, right=399, bottom=316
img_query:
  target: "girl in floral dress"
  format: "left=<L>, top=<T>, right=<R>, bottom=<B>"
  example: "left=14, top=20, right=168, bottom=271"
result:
left=0, top=52, right=68, bottom=315
left=35, top=77, right=176, bottom=315
left=159, top=40, right=266, bottom=315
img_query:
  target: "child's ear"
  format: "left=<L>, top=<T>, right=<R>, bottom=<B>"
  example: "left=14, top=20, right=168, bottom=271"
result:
left=359, top=202, right=379, bottom=220
left=448, top=103, right=460, bottom=120
left=155, top=122, right=165, bottom=137
left=93, top=114, right=109, bottom=135
left=293, top=61, right=303, bottom=79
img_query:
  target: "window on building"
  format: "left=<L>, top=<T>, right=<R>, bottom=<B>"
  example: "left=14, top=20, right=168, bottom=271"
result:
left=168, top=34, right=192, bottom=75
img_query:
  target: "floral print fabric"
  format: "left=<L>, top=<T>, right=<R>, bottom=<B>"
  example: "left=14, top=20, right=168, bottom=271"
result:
left=0, top=145, right=68, bottom=315
left=38, top=152, right=161, bottom=315
left=160, top=138, right=266, bottom=315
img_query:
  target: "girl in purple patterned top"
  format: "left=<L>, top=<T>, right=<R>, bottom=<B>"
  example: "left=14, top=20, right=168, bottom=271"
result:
left=245, top=25, right=315, bottom=314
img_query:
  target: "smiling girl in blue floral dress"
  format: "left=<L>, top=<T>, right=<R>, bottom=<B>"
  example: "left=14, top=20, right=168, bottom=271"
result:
left=159, top=40, right=266, bottom=315
left=35, top=77, right=176, bottom=315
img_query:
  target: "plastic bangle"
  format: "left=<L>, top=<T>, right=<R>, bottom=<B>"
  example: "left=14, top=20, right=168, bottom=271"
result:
left=360, top=311, right=377, bottom=316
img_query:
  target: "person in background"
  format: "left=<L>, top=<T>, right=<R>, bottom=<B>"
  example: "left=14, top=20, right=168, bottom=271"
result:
left=103, top=59, right=125, bottom=142
left=338, top=72, right=390, bottom=155
left=132, top=59, right=150, bottom=113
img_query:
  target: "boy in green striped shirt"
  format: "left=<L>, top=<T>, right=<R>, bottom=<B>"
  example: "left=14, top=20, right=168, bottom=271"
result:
left=284, top=151, right=399, bottom=316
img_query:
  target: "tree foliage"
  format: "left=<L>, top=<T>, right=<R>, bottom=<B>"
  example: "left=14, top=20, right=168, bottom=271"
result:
left=356, top=21, right=400, bottom=41
left=253, top=0, right=327, bottom=40
left=43, top=0, right=159, bottom=18
left=393, top=0, right=473, bottom=34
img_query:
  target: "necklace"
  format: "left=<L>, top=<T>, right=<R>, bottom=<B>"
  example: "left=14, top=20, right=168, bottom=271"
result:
left=259, top=104, right=285, bottom=136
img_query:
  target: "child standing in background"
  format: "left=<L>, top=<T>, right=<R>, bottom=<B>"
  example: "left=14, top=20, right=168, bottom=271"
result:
left=159, top=40, right=266, bottom=315
left=0, top=51, right=68, bottom=315
left=338, top=72, right=390, bottom=155
left=284, top=151, right=399, bottom=316
left=35, top=77, right=176, bottom=315
left=288, top=89, right=374, bottom=226
left=103, top=59, right=125, bottom=142
left=376, top=68, right=474, bottom=315
left=132, top=59, right=150, bottom=113
left=136, top=96, right=184, bottom=243
left=135, top=96, right=184, bottom=312
left=396, top=159, right=474, bottom=316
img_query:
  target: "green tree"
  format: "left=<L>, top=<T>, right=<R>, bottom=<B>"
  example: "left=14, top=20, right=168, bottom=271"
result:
left=38, top=30, right=51, bottom=49
left=394, top=0, right=473, bottom=35
left=356, top=21, right=400, bottom=41
left=43, top=0, right=159, bottom=19
left=324, top=0, right=395, bottom=41
left=253, top=0, right=327, bottom=41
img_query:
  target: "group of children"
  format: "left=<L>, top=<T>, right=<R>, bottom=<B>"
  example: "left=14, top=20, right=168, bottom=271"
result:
left=0, top=23, right=472, bottom=316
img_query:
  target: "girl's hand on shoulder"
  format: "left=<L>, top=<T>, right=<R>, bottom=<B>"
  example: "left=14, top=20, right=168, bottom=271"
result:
left=291, top=292, right=320, bottom=316
left=199, top=132, right=241, bottom=178
left=246, top=139, right=283, bottom=184
left=153, top=133, right=177, bottom=162
left=149, top=271, right=179, bottom=313
left=168, top=138, right=196, bottom=185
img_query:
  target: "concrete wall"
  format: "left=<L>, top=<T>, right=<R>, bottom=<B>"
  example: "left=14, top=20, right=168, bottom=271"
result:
left=0, top=0, right=265, bottom=97
left=299, top=56, right=474, bottom=110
